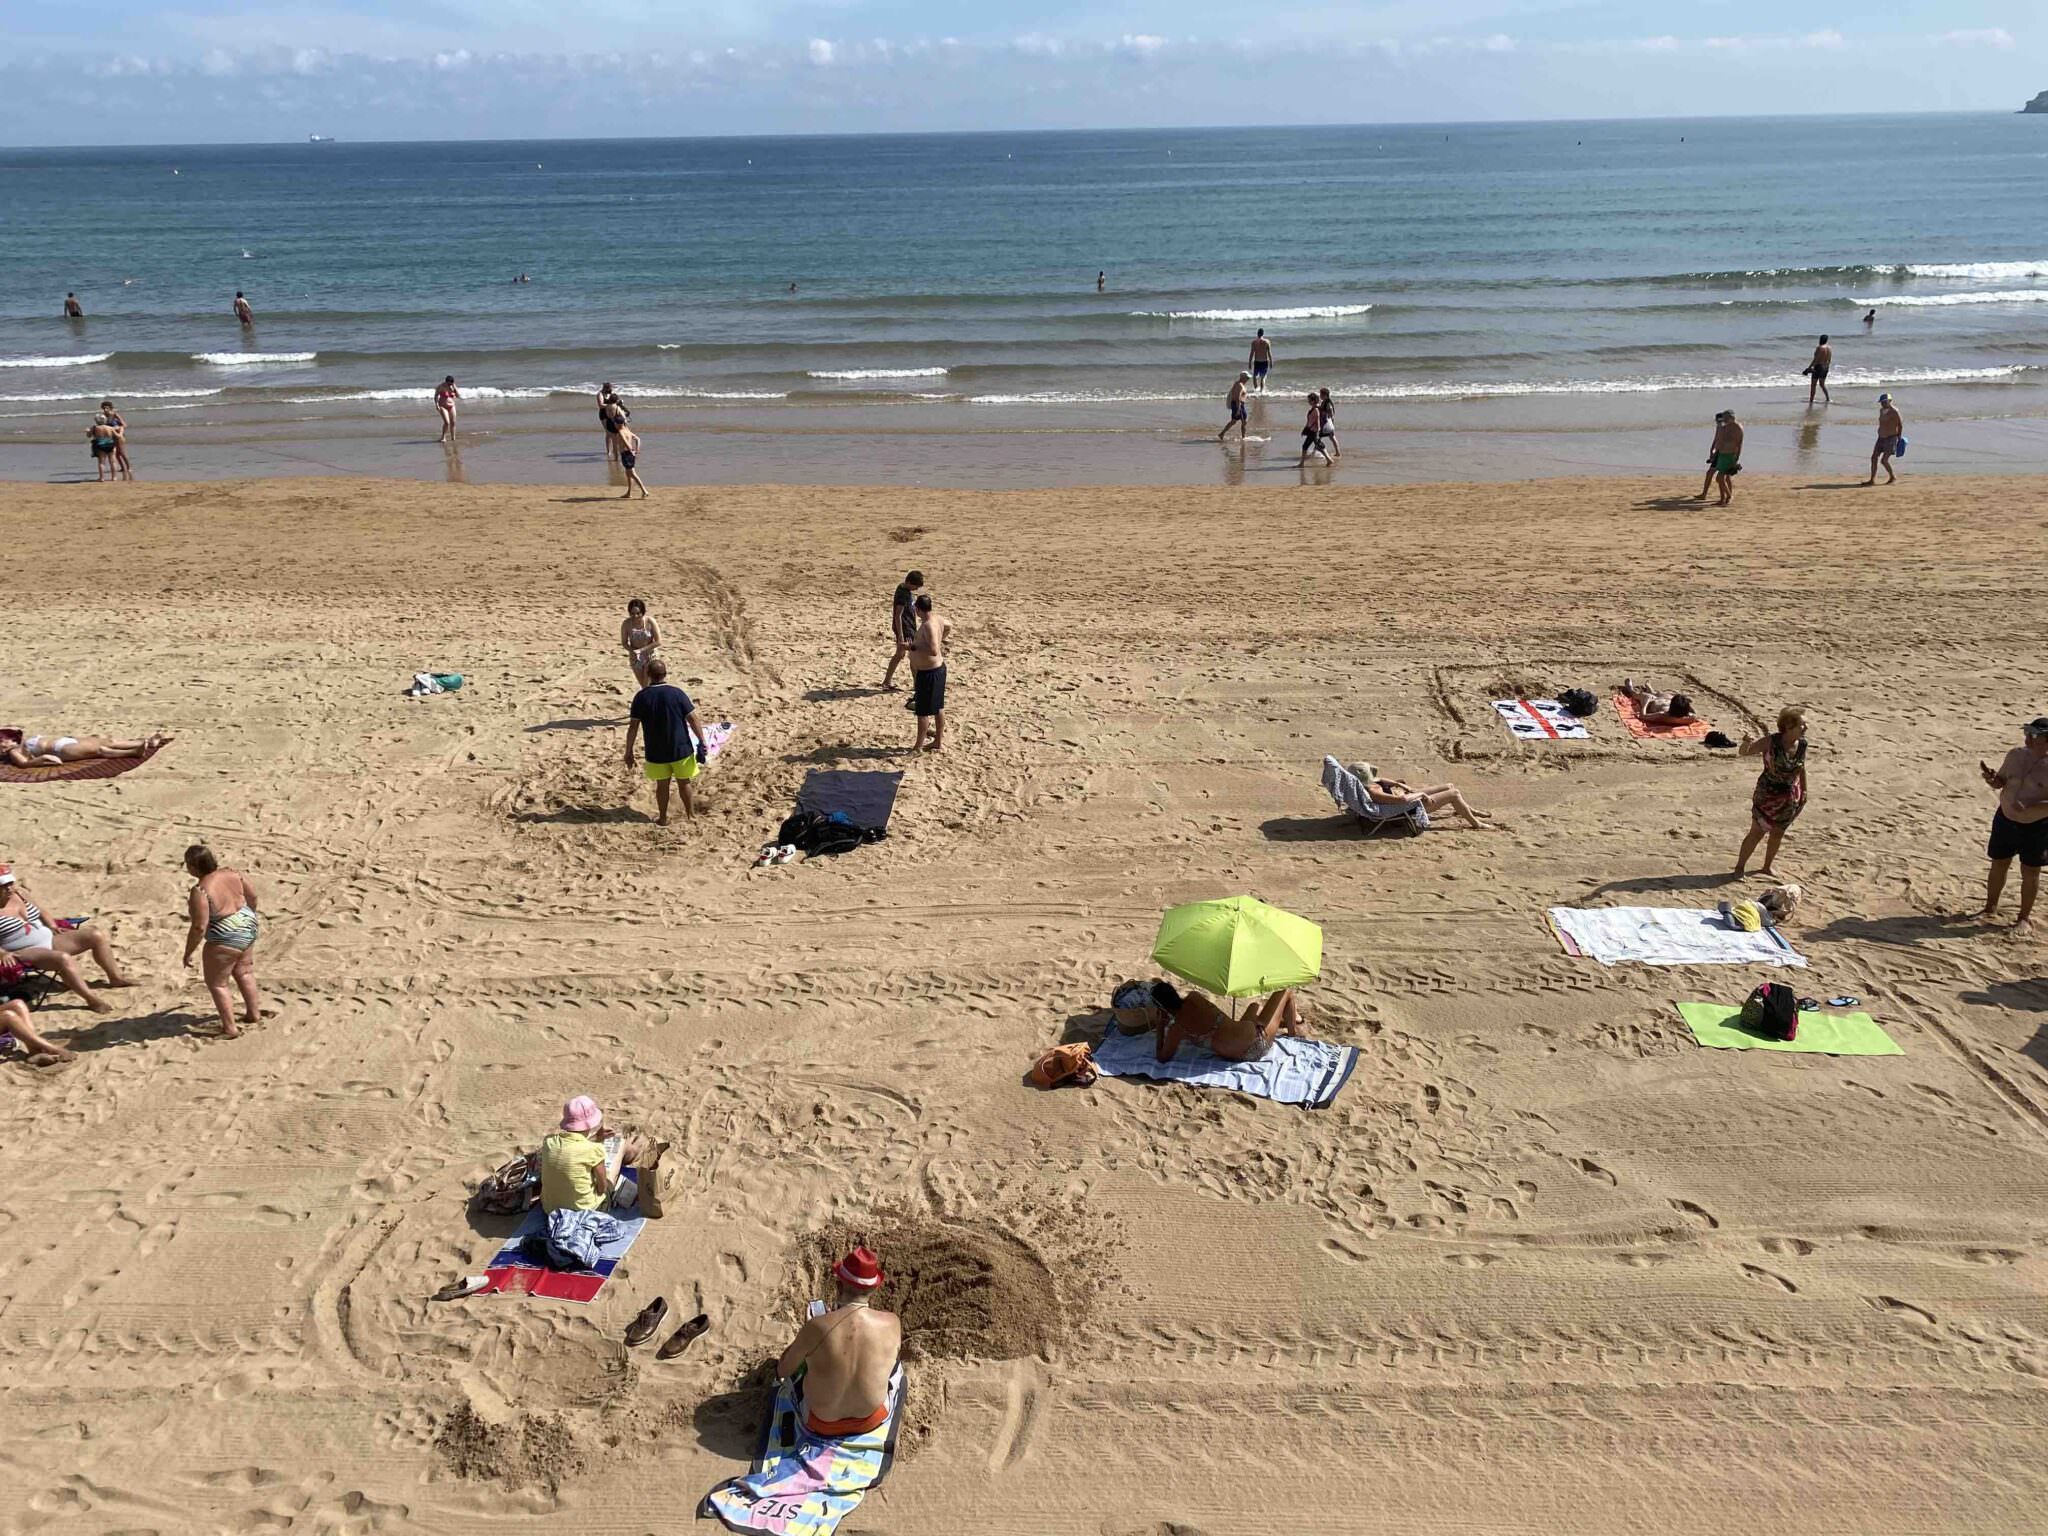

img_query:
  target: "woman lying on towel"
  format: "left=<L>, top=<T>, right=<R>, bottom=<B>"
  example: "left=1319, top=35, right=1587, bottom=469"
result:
left=1350, top=762, right=1491, bottom=830
left=1148, top=982, right=1305, bottom=1064
left=1619, top=679, right=1699, bottom=727
left=0, top=728, right=172, bottom=767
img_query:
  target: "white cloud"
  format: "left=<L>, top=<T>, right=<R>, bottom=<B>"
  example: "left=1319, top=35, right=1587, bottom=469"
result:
left=1481, top=33, right=1515, bottom=53
left=1118, top=34, right=1167, bottom=57
left=1802, top=29, right=1845, bottom=49
left=806, top=38, right=835, bottom=65
left=199, top=48, right=238, bottom=77
left=1941, top=27, right=2016, bottom=49
left=433, top=49, right=473, bottom=71
left=1012, top=33, right=1061, bottom=56
left=290, top=47, right=331, bottom=76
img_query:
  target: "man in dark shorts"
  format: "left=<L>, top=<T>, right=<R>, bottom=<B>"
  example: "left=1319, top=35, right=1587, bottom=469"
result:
left=883, top=570, right=923, bottom=689
left=1980, top=716, right=2048, bottom=929
left=1217, top=372, right=1250, bottom=444
left=1803, top=334, right=1831, bottom=406
left=1867, top=393, right=1903, bottom=485
left=64, top=293, right=83, bottom=318
left=908, top=593, right=949, bottom=753
left=1248, top=329, right=1273, bottom=394
left=624, top=657, right=708, bottom=827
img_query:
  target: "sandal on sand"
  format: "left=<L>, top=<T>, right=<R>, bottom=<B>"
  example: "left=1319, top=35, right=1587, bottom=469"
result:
left=657, top=1313, right=710, bottom=1360
left=624, top=1297, right=669, bottom=1346
left=431, top=1276, right=489, bottom=1302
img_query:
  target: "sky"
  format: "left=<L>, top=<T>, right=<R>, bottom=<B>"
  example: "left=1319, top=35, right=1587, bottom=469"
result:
left=0, top=0, right=2038, bottom=144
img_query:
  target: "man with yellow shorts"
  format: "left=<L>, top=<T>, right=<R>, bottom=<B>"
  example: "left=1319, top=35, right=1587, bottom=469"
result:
left=624, top=657, right=708, bottom=827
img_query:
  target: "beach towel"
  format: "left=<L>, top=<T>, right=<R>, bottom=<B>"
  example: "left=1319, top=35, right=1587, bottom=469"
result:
left=479, top=1177, right=646, bottom=1302
left=0, top=742, right=163, bottom=785
left=702, top=1367, right=906, bottom=1535
left=1492, top=699, right=1589, bottom=741
left=1549, top=906, right=1807, bottom=968
left=1320, top=755, right=1429, bottom=833
left=1092, top=1026, right=1360, bottom=1109
left=796, top=769, right=902, bottom=832
left=1613, top=693, right=1712, bottom=742
left=1675, top=1002, right=1902, bottom=1056
left=695, top=720, right=736, bottom=761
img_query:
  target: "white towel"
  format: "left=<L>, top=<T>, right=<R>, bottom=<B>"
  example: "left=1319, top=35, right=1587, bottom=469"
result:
left=1492, top=699, right=1589, bottom=741
left=1549, top=905, right=1807, bottom=968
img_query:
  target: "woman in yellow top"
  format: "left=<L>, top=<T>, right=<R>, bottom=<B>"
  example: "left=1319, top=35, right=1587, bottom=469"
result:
left=538, top=1096, right=649, bottom=1269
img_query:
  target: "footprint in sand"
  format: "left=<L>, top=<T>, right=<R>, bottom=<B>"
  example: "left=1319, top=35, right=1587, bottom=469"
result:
left=1574, top=1158, right=1617, bottom=1186
left=1868, top=1295, right=1938, bottom=1325
left=1757, top=1236, right=1817, bottom=1257
left=1740, top=1263, right=1799, bottom=1293
left=1670, top=1199, right=1719, bottom=1230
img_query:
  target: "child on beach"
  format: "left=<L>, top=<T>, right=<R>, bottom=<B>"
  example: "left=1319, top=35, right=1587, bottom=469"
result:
left=618, top=424, right=648, bottom=498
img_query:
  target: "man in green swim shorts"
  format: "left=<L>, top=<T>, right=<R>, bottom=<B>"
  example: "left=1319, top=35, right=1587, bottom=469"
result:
left=1702, top=409, right=1743, bottom=507
left=623, top=657, right=709, bottom=827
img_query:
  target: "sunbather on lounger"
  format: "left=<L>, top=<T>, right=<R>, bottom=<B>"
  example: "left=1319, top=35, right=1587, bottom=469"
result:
left=776, top=1247, right=902, bottom=1438
left=1349, top=762, right=1490, bottom=829
left=1147, top=982, right=1304, bottom=1063
left=1619, top=680, right=1699, bottom=728
left=0, top=728, right=172, bottom=767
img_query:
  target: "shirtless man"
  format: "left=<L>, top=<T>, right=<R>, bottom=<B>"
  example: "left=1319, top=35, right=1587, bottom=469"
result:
left=882, top=570, right=923, bottom=689
left=233, top=291, right=254, bottom=326
left=1216, top=372, right=1250, bottom=444
left=616, top=423, right=648, bottom=499
left=1867, top=393, right=1903, bottom=485
left=1979, top=716, right=2048, bottom=929
left=1248, top=329, right=1273, bottom=394
left=1803, top=334, right=1832, bottom=406
left=64, top=293, right=83, bottom=318
left=909, top=594, right=949, bottom=753
left=776, top=1247, right=901, bottom=1438
left=1148, top=982, right=1303, bottom=1064
left=1701, top=410, right=1743, bottom=506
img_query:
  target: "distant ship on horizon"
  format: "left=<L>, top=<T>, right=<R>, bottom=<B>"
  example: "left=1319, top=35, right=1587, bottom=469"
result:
left=308, top=134, right=336, bottom=143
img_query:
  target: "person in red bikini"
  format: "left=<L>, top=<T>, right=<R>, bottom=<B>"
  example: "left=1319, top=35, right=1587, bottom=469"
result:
left=776, top=1247, right=901, bottom=1438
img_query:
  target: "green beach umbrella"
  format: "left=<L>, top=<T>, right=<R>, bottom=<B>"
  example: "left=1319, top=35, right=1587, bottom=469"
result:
left=1151, top=895, right=1322, bottom=998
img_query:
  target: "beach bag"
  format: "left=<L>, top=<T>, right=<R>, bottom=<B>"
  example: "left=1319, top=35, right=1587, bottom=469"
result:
left=434, top=673, right=464, bottom=691
left=639, top=1160, right=673, bottom=1219
left=1559, top=688, right=1598, bottom=718
left=776, top=809, right=824, bottom=848
left=1894, top=437, right=1907, bottom=458
left=472, top=1150, right=541, bottom=1214
left=806, top=812, right=865, bottom=858
left=1028, top=1042, right=1098, bottom=1089
left=1111, top=979, right=1166, bottom=1035
left=1740, top=982, right=1799, bottom=1042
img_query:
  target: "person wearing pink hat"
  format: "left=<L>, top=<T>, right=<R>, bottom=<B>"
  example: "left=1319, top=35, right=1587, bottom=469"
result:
left=537, top=1095, right=647, bottom=1270
left=775, top=1245, right=902, bottom=1438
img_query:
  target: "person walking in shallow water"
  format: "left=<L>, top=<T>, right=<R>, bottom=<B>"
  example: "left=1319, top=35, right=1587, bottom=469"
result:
left=1803, top=335, right=1832, bottom=406
left=1217, top=372, right=1250, bottom=445
left=1297, top=394, right=1331, bottom=467
left=1734, top=706, right=1808, bottom=877
left=234, top=291, right=254, bottom=326
left=1867, top=393, right=1903, bottom=485
left=1248, top=329, right=1273, bottom=394
left=435, top=376, right=460, bottom=443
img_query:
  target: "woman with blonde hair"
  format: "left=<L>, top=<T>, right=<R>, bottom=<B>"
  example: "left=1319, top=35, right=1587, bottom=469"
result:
left=182, top=844, right=263, bottom=1037
left=1735, top=706, right=1808, bottom=877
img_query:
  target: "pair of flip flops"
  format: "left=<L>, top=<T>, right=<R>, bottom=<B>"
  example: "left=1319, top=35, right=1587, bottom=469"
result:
left=1796, top=995, right=1864, bottom=1012
left=624, top=1297, right=710, bottom=1358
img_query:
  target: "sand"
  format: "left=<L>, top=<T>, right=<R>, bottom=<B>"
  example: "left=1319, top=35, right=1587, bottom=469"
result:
left=3, top=472, right=2047, bottom=1533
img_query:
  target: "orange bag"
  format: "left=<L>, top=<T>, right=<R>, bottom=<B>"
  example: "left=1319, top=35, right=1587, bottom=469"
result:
left=1028, top=1043, right=1098, bottom=1089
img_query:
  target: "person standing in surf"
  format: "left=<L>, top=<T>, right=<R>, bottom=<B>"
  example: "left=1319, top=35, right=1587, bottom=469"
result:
left=64, top=293, right=83, bottom=318
left=435, top=376, right=461, bottom=443
left=1248, top=329, right=1273, bottom=394
left=1217, top=372, right=1251, bottom=445
left=1298, top=394, right=1331, bottom=467
left=234, top=291, right=254, bottom=326
left=1867, top=394, right=1903, bottom=485
left=1803, top=335, right=1832, bottom=406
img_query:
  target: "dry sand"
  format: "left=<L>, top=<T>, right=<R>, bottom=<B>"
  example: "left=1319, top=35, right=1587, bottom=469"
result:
left=3, top=472, right=2047, bottom=1534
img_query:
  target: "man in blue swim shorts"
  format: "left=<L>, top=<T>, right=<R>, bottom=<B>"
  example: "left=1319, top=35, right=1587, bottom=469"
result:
left=1248, top=328, right=1273, bottom=393
left=1217, top=372, right=1251, bottom=444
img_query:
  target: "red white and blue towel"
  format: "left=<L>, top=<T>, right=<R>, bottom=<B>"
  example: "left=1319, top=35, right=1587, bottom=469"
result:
left=1491, top=698, right=1589, bottom=741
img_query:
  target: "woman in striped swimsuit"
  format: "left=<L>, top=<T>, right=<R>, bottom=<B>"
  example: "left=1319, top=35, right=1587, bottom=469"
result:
left=184, top=845, right=264, bottom=1037
left=0, top=865, right=136, bottom=1011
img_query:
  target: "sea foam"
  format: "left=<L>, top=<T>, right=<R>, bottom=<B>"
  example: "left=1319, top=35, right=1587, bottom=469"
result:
left=806, top=367, right=949, bottom=380
left=0, top=352, right=113, bottom=368
left=1865, top=291, right=2048, bottom=308
left=192, top=351, right=318, bottom=365
left=1132, top=305, right=1373, bottom=321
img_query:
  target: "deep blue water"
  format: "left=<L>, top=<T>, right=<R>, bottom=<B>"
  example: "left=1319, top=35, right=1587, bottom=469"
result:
left=3, top=116, right=2046, bottom=420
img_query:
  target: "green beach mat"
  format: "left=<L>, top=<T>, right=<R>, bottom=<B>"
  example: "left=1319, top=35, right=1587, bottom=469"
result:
left=1675, top=1002, right=1902, bottom=1056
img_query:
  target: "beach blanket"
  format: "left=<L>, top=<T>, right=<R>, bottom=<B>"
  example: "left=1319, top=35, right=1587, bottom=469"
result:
left=479, top=1177, right=645, bottom=1302
left=1491, top=699, right=1589, bottom=741
left=1549, top=906, right=1807, bottom=968
left=1675, top=1002, right=1901, bottom=1056
left=695, top=720, right=736, bottom=761
left=1092, top=1026, right=1360, bottom=1109
left=1614, top=692, right=1712, bottom=741
left=796, top=769, right=902, bottom=832
left=702, top=1367, right=906, bottom=1535
left=0, top=742, right=163, bottom=785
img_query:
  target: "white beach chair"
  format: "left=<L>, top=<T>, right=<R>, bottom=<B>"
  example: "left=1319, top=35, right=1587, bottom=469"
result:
left=1321, top=755, right=1429, bottom=836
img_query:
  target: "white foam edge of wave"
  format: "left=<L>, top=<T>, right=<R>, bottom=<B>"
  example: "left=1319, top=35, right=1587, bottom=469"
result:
left=0, top=353, right=115, bottom=368
left=1893, top=261, right=2048, bottom=280
left=805, top=367, right=950, bottom=380
left=1864, top=291, right=2048, bottom=308
left=1128, top=305, right=1374, bottom=321
left=192, top=351, right=319, bottom=364
left=276, top=384, right=789, bottom=404
left=0, top=387, right=225, bottom=403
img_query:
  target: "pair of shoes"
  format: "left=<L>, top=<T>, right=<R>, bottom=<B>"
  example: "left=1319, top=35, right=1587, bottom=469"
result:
left=624, top=1298, right=711, bottom=1357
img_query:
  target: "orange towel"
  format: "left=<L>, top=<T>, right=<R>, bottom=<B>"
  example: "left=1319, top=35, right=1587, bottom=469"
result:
left=1613, top=693, right=1711, bottom=742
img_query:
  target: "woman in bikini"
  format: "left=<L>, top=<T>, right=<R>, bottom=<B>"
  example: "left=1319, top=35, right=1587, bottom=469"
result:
left=1735, top=706, right=1808, bottom=877
left=435, top=376, right=461, bottom=443
left=620, top=598, right=662, bottom=688
left=1147, top=981, right=1305, bottom=1064
left=1351, top=762, right=1490, bottom=829
left=0, top=728, right=171, bottom=767
left=183, top=845, right=263, bottom=1038
left=0, top=864, right=138, bottom=1012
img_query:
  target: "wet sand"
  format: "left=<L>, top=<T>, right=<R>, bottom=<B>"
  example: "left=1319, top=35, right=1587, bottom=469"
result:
left=4, top=473, right=2048, bottom=1533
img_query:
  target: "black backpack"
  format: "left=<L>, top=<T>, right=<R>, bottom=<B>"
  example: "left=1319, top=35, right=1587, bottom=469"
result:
left=1559, top=688, right=1598, bottom=717
left=1740, top=982, right=1799, bottom=1042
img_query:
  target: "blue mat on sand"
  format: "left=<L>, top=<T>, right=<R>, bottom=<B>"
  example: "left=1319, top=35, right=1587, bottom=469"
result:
left=1092, top=1028, right=1360, bottom=1109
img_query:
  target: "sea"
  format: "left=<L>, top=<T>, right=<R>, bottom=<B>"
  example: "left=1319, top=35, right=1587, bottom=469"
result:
left=6, top=114, right=2048, bottom=486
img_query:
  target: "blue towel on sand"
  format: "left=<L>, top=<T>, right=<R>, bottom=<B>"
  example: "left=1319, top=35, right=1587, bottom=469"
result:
left=1092, top=1028, right=1359, bottom=1109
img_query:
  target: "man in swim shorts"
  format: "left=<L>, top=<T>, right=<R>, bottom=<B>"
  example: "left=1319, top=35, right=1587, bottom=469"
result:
left=909, top=594, right=949, bottom=753
left=1248, top=329, right=1273, bottom=393
left=624, top=657, right=708, bottom=826
left=883, top=570, right=923, bottom=689
left=1217, top=372, right=1251, bottom=444
left=616, top=423, right=648, bottom=499
left=1980, top=716, right=2048, bottom=929
left=64, top=293, right=83, bottom=318
left=1704, top=410, right=1743, bottom=506
left=234, top=291, right=254, bottom=326
left=1804, top=334, right=1831, bottom=406
left=775, top=1247, right=901, bottom=1439
left=1867, top=393, right=1903, bottom=485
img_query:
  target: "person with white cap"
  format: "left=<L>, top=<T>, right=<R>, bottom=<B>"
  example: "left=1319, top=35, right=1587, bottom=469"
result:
left=1867, top=393, right=1904, bottom=485
left=775, top=1245, right=902, bottom=1438
left=0, top=864, right=137, bottom=1012
left=1217, top=371, right=1251, bottom=444
left=536, top=1095, right=647, bottom=1269
left=1980, top=717, right=2048, bottom=929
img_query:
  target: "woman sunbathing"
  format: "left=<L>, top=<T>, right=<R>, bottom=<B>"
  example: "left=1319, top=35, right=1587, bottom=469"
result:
left=1349, top=762, right=1490, bottom=829
left=0, top=865, right=138, bottom=1012
left=0, top=728, right=171, bottom=767
left=1620, top=679, right=1699, bottom=727
left=1148, top=982, right=1304, bottom=1064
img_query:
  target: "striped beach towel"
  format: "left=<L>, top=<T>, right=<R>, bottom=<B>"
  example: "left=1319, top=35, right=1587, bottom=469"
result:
left=1491, top=699, right=1588, bottom=741
left=702, top=1368, right=906, bottom=1535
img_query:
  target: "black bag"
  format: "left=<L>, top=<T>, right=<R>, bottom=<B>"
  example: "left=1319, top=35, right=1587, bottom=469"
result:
left=1739, top=982, right=1799, bottom=1042
left=805, top=811, right=865, bottom=857
left=776, top=809, right=825, bottom=848
left=1559, top=688, right=1598, bottom=718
